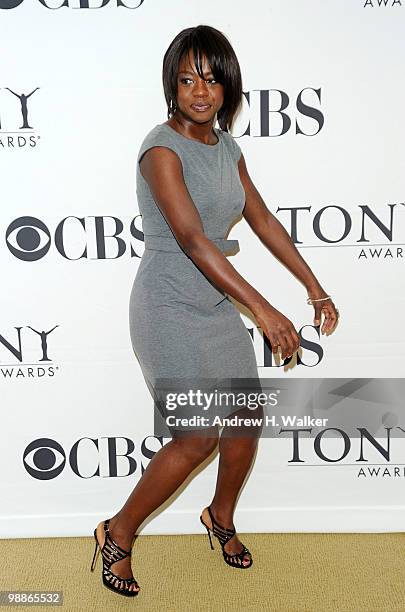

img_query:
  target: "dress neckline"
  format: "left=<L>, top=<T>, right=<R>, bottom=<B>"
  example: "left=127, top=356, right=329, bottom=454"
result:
left=160, top=122, right=221, bottom=148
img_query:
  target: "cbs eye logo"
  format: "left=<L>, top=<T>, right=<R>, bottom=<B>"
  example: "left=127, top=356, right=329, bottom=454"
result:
left=23, top=438, right=65, bottom=480
left=0, top=0, right=24, bottom=8
left=6, top=216, right=51, bottom=261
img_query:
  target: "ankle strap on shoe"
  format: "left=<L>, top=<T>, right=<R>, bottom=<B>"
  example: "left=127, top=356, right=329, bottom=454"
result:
left=207, top=506, right=235, bottom=542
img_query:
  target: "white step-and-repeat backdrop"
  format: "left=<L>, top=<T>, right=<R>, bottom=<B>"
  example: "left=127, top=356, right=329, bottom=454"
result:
left=1, top=0, right=405, bottom=538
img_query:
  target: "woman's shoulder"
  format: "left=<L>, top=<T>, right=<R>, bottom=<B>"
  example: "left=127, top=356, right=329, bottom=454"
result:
left=219, top=128, right=243, bottom=163
left=137, top=123, right=184, bottom=165
left=138, top=123, right=176, bottom=147
left=137, top=123, right=243, bottom=164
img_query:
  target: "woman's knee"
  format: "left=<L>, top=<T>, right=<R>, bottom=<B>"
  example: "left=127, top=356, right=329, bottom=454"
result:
left=172, top=432, right=219, bottom=462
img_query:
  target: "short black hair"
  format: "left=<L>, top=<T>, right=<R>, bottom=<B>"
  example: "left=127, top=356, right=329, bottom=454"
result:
left=162, top=25, right=243, bottom=133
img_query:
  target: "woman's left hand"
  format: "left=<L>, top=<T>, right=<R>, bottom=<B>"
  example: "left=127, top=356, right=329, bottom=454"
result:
left=307, top=287, right=340, bottom=335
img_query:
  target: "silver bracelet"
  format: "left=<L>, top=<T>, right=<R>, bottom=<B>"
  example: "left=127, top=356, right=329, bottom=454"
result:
left=306, top=296, right=331, bottom=305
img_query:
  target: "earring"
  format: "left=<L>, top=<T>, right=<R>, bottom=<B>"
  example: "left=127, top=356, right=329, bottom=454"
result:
left=169, top=98, right=177, bottom=114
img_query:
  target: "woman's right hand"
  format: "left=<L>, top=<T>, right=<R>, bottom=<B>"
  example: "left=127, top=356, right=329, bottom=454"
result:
left=252, top=301, right=300, bottom=360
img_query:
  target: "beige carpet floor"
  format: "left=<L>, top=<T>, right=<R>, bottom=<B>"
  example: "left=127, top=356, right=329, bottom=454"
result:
left=1, top=532, right=404, bottom=611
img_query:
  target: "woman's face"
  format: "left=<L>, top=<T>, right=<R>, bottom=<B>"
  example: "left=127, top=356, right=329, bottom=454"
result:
left=174, top=50, right=224, bottom=124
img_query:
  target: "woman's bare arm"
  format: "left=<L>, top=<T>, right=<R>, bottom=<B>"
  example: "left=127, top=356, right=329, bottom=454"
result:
left=140, top=146, right=271, bottom=313
left=139, top=146, right=300, bottom=358
left=237, top=154, right=338, bottom=335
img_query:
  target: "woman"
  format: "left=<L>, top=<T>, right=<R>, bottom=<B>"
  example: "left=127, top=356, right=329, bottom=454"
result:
left=90, top=24, right=339, bottom=597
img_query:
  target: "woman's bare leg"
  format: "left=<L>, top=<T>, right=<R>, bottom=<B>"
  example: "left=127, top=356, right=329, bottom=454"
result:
left=201, top=406, right=263, bottom=566
left=95, top=429, right=219, bottom=591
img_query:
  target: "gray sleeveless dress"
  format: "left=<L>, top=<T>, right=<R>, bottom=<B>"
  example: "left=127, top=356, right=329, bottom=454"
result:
left=129, top=122, right=261, bottom=431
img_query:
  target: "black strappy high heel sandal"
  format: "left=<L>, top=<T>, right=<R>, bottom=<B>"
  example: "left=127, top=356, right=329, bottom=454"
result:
left=90, top=518, right=140, bottom=597
left=199, top=506, right=253, bottom=569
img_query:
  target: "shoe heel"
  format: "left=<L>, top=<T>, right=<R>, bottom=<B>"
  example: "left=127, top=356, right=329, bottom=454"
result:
left=200, top=516, right=214, bottom=550
left=90, top=530, right=100, bottom=572
left=206, top=527, right=214, bottom=550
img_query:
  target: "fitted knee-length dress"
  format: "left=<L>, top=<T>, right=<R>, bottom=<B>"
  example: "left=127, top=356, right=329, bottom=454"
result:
left=129, top=122, right=261, bottom=429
